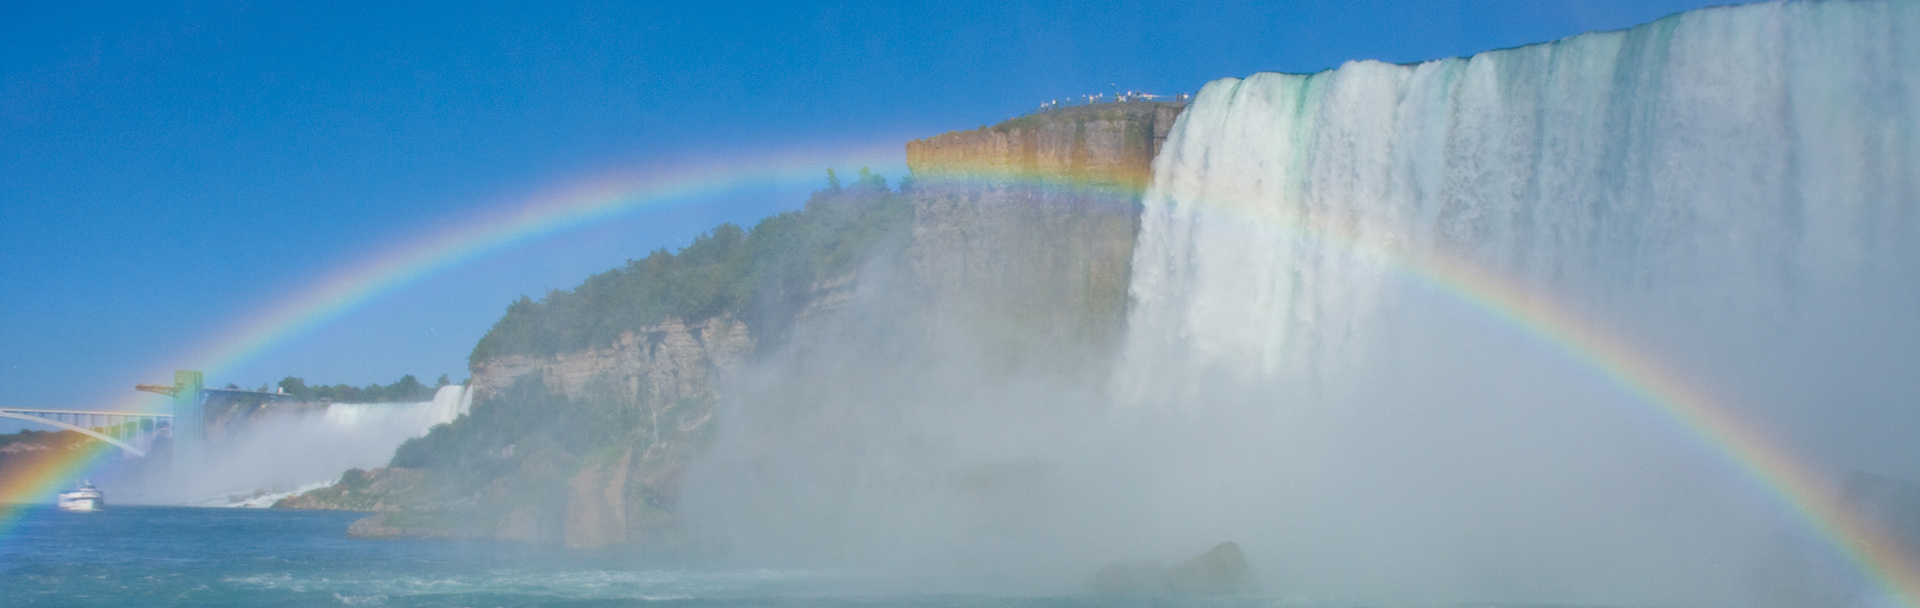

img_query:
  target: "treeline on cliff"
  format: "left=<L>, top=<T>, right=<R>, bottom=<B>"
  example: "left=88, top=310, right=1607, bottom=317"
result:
left=272, top=374, right=450, bottom=403
left=470, top=168, right=911, bottom=364
left=330, top=171, right=914, bottom=538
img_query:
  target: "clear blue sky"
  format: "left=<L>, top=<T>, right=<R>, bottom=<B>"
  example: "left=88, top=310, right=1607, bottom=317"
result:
left=2, top=0, right=1729, bottom=418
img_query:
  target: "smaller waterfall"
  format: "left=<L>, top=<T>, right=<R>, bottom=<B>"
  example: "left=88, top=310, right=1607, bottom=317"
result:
left=159, top=385, right=471, bottom=506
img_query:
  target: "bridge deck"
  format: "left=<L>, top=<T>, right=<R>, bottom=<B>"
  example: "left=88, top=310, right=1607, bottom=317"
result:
left=0, top=408, right=171, bottom=418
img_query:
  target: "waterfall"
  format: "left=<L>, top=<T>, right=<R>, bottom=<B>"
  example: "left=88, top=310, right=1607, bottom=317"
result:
left=1114, top=0, right=1919, bottom=604
left=158, top=385, right=471, bottom=507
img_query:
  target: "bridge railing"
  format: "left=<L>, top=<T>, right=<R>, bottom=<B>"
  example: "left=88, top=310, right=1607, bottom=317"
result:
left=0, top=408, right=171, bottom=457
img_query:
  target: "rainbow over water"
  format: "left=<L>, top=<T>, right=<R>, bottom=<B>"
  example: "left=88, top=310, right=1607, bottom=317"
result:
left=1, top=161, right=1911, bottom=603
left=8, top=1, right=1919, bottom=602
left=0, top=146, right=897, bottom=504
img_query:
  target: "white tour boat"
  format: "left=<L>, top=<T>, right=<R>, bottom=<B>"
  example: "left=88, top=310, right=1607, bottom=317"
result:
left=57, top=482, right=104, bottom=512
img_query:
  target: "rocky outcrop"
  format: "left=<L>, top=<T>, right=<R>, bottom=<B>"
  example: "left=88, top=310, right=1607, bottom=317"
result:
left=281, top=316, right=754, bottom=547
left=468, top=316, right=752, bottom=548
left=273, top=467, right=424, bottom=512
left=564, top=449, right=632, bottom=549
left=906, top=102, right=1183, bottom=361
left=1167, top=541, right=1256, bottom=594
left=294, top=316, right=760, bottom=546
left=468, top=315, right=752, bottom=405
left=908, top=102, right=1183, bottom=187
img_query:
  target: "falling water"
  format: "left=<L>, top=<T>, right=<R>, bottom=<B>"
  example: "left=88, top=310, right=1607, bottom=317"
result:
left=145, top=385, right=471, bottom=507
left=1114, top=0, right=1919, bottom=604
left=675, top=2, right=1919, bottom=605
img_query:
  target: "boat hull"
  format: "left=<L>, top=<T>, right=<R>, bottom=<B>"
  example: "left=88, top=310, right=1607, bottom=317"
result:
left=57, top=490, right=103, bottom=512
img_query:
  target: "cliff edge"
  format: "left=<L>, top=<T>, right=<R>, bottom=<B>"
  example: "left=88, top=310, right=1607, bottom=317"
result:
left=908, top=101, right=1183, bottom=362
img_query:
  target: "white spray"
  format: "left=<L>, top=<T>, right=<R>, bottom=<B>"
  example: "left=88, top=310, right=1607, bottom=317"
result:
left=686, top=2, right=1919, bottom=605
left=148, top=385, right=471, bottom=507
left=1111, top=1, right=1920, bottom=604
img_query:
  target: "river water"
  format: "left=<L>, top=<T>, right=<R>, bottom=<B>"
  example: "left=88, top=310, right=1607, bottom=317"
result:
left=0, top=505, right=1302, bottom=608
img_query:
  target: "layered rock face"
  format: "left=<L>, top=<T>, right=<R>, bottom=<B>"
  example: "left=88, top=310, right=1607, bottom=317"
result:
left=467, top=315, right=752, bottom=407
left=564, top=449, right=632, bottom=549
left=468, top=317, right=751, bottom=548
left=907, top=101, right=1182, bottom=361
left=907, top=102, right=1183, bottom=185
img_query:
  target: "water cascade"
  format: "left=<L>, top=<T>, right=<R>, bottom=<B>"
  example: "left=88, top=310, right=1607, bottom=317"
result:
left=1113, top=1, right=1919, bottom=604
left=677, top=3, right=1919, bottom=604
left=157, top=385, right=471, bottom=506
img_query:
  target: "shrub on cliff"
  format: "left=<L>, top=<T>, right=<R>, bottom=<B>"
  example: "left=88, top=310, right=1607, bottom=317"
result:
left=390, top=374, right=646, bottom=493
left=470, top=170, right=909, bottom=364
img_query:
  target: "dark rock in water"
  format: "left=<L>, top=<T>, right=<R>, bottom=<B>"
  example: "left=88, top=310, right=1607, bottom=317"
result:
left=1088, top=542, right=1255, bottom=594
left=1168, top=542, right=1256, bottom=594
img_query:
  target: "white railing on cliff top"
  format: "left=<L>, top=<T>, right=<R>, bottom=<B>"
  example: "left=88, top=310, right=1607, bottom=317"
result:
left=1028, top=90, right=1192, bottom=116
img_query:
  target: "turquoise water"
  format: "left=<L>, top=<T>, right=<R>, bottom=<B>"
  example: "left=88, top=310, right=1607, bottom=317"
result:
left=0, top=506, right=1285, bottom=608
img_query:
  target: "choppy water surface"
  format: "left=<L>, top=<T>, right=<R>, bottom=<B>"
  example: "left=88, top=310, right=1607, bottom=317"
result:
left=0, top=506, right=1312, bottom=608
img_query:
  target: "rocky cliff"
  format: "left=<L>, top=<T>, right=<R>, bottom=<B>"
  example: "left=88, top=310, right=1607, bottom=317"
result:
left=464, top=317, right=756, bottom=549
left=280, top=101, right=1187, bottom=551
left=468, top=315, right=751, bottom=407
left=907, top=101, right=1182, bottom=361
left=908, top=102, right=1182, bottom=186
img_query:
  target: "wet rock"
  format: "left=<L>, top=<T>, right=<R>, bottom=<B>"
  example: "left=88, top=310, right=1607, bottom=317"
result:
left=564, top=449, right=632, bottom=549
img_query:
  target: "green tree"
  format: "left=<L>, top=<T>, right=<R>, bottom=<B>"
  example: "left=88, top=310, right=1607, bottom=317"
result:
left=467, top=171, right=912, bottom=365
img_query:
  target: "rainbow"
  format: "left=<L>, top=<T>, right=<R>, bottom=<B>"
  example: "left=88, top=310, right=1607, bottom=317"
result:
left=1400, top=244, right=1920, bottom=606
left=0, top=145, right=897, bottom=507
left=1113, top=167, right=1920, bottom=605
left=0, top=440, right=115, bottom=533
left=167, top=144, right=899, bottom=392
left=1, top=157, right=1911, bottom=604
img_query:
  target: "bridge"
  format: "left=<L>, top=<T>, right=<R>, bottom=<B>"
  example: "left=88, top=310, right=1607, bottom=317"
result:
left=6, top=370, right=302, bottom=460
left=0, top=408, right=170, bottom=457
left=3, top=370, right=285, bottom=459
